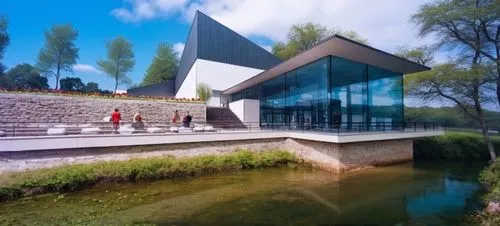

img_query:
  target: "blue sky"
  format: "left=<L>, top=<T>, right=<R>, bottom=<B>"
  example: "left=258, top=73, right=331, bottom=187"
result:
left=2, top=0, right=196, bottom=91
left=2, top=0, right=440, bottom=92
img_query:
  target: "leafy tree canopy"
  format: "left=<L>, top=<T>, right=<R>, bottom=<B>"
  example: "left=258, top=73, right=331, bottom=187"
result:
left=85, top=82, right=100, bottom=93
left=0, top=63, right=48, bottom=90
left=141, top=43, right=178, bottom=86
left=97, top=36, right=134, bottom=94
left=60, top=77, right=85, bottom=92
left=36, top=24, right=79, bottom=89
left=272, top=22, right=368, bottom=60
left=0, top=16, right=9, bottom=75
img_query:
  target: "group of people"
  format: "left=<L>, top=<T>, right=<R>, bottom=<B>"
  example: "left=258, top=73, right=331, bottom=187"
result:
left=109, top=108, right=192, bottom=133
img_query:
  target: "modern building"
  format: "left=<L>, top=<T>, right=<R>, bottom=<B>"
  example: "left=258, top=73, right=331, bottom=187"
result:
left=128, top=11, right=430, bottom=129
left=128, top=11, right=281, bottom=106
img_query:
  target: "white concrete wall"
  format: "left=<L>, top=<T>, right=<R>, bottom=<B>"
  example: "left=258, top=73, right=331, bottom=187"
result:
left=229, top=99, right=245, bottom=122
left=175, top=61, right=197, bottom=99
left=229, top=99, right=260, bottom=125
left=206, top=90, right=221, bottom=107
left=195, top=59, right=264, bottom=91
left=243, top=99, right=260, bottom=124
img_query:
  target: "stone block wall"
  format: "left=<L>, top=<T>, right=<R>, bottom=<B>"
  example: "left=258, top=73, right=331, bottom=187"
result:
left=0, top=93, right=206, bottom=123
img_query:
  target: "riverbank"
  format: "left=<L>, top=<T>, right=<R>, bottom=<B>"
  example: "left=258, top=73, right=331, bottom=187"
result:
left=414, top=132, right=500, bottom=161
left=478, top=160, right=500, bottom=224
left=0, top=150, right=297, bottom=201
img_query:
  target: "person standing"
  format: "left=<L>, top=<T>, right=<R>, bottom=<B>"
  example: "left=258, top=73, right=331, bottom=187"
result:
left=110, top=108, right=121, bottom=134
left=172, top=110, right=181, bottom=125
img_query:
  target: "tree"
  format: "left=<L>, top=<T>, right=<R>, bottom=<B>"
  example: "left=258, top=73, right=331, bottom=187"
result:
left=97, top=37, right=134, bottom=94
left=395, top=46, right=435, bottom=66
left=0, top=16, right=9, bottom=76
left=36, top=24, right=79, bottom=90
left=1, top=64, right=49, bottom=90
left=85, top=82, right=100, bottom=93
left=196, top=83, right=212, bottom=102
left=411, top=0, right=498, bottom=160
left=60, top=77, right=85, bottom=92
left=141, top=43, right=178, bottom=86
left=412, top=0, right=500, bottom=107
left=272, top=22, right=368, bottom=60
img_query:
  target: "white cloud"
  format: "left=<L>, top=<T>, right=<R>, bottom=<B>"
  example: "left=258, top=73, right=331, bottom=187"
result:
left=112, top=0, right=435, bottom=53
left=259, top=45, right=272, bottom=52
left=73, top=64, right=102, bottom=74
left=112, top=0, right=189, bottom=23
left=173, top=42, right=185, bottom=58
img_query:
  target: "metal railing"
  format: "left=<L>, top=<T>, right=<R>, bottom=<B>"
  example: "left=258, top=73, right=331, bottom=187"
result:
left=0, top=121, right=441, bottom=138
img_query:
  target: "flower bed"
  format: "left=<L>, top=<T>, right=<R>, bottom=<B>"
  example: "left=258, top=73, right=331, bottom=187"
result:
left=0, top=89, right=204, bottom=103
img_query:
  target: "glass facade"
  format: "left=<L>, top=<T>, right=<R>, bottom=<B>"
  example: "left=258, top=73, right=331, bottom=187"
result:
left=231, top=56, right=404, bottom=131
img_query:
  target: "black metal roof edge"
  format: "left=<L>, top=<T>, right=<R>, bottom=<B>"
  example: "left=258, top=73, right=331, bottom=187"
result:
left=173, top=11, right=199, bottom=95
left=223, top=35, right=432, bottom=94
left=333, top=34, right=432, bottom=71
left=195, top=10, right=281, bottom=63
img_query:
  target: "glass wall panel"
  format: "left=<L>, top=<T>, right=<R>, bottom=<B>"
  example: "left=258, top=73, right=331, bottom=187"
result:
left=330, top=57, right=367, bottom=129
left=260, top=75, right=286, bottom=127
left=367, top=66, right=403, bottom=128
left=285, top=58, right=328, bottom=130
left=230, top=55, right=404, bottom=132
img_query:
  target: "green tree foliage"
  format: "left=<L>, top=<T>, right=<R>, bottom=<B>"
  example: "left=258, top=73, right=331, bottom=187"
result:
left=412, top=0, right=500, bottom=108
left=85, top=82, right=100, bottom=93
left=0, top=64, right=48, bottom=90
left=60, top=77, right=85, bottom=92
left=97, top=37, right=135, bottom=94
left=406, top=106, right=500, bottom=129
left=36, top=24, right=79, bottom=90
left=196, top=83, right=212, bottom=102
left=410, top=0, right=498, bottom=160
left=141, top=43, right=178, bottom=86
left=0, top=16, right=9, bottom=76
left=272, top=22, right=368, bottom=60
left=395, top=46, right=434, bottom=66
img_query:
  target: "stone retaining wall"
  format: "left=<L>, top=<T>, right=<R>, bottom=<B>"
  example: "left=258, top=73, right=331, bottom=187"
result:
left=0, top=137, right=413, bottom=173
left=0, top=93, right=206, bottom=123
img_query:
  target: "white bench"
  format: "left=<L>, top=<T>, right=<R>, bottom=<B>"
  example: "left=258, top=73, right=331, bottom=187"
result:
left=147, top=127, right=164, bottom=133
left=47, top=128, right=67, bottom=135
left=0, top=130, right=6, bottom=137
left=81, top=127, right=102, bottom=135
left=118, top=126, right=135, bottom=135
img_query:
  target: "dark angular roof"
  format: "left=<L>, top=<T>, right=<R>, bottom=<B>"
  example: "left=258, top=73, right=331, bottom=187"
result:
left=175, top=11, right=281, bottom=93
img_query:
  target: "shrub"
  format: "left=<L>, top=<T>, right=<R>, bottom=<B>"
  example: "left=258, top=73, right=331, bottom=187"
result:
left=0, top=150, right=297, bottom=201
left=413, top=132, right=500, bottom=162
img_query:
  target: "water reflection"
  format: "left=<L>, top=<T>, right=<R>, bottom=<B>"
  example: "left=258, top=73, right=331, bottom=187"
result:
left=0, top=163, right=485, bottom=225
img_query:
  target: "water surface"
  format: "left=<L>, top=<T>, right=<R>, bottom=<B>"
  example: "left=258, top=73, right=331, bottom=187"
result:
left=0, top=163, right=485, bottom=225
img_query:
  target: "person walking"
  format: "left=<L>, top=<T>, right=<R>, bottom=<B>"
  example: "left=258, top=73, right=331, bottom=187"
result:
left=110, top=108, right=121, bottom=134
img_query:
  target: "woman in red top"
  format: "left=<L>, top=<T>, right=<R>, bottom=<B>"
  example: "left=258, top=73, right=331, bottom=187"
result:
left=110, top=108, right=121, bottom=133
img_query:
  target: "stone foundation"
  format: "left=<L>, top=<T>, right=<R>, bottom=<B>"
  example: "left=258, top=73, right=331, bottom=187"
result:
left=0, top=137, right=413, bottom=173
left=287, top=138, right=413, bottom=172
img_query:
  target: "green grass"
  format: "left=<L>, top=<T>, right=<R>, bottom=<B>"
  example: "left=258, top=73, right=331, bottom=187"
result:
left=413, top=131, right=500, bottom=161
left=0, top=150, right=298, bottom=202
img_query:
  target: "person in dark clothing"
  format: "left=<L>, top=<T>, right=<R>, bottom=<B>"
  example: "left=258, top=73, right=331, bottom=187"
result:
left=183, top=111, right=192, bottom=127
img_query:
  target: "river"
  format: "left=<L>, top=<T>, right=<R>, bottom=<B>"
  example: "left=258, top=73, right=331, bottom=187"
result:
left=0, top=163, right=485, bottom=225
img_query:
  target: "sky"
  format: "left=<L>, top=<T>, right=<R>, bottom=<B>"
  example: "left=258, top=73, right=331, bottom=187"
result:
left=2, top=0, right=445, bottom=91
